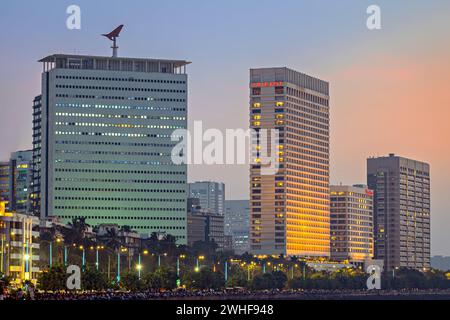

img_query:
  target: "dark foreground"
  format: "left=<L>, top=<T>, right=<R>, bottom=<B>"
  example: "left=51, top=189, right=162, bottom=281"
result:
left=4, top=289, right=450, bottom=300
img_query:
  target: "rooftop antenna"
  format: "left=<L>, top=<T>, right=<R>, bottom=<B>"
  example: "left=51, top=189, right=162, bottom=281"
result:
left=102, top=25, right=124, bottom=57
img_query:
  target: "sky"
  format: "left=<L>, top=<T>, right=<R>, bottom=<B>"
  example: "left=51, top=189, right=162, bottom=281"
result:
left=0, top=0, right=449, bottom=255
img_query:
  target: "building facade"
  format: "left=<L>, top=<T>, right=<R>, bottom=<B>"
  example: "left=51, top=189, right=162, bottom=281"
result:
left=188, top=181, right=225, bottom=215
left=249, top=67, right=330, bottom=257
left=0, top=201, right=40, bottom=284
left=34, top=54, right=189, bottom=243
left=0, top=162, right=9, bottom=204
left=0, top=151, right=33, bottom=214
left=367, top=154, right=431, bottom=271
left=187, top=198, right=225, bottom=250
left=224, top=200, right=250, bottom=254
left=330, top=185, right=374, bottom=264
left=9, top=150, right=33, bottom=214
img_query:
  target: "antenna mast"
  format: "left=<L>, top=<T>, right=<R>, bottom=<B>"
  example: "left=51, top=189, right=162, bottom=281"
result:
left=102, top=25, right=124, bottom=57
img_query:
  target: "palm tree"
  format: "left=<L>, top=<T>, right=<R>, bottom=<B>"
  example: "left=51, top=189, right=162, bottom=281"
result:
left=62, top=217, right=89, bottom=245
left=120, top=225, right=132, bottom=233
left=99, top=227, right=123, bottom=253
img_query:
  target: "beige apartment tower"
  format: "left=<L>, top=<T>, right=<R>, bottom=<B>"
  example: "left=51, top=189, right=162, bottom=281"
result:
left=330, top=185, right=374, bottom=263
left=249, top=67, right=330, bottom=257
left=367, top=154, right=431, bottom=272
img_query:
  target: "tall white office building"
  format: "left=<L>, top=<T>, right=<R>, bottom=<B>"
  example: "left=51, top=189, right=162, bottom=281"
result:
left=33, top=54, right=190, bottom=243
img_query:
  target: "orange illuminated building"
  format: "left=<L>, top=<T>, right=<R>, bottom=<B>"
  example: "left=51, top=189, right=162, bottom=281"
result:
left=249, top=67, right=330, bottom=257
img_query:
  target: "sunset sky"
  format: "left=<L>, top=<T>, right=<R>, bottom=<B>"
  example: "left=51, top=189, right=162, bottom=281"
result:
left=0, top=0, right=449, bottom=255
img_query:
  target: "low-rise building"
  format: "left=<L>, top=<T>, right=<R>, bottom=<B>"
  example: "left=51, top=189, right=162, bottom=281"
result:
left=187, top=198, right=225, bottom=250
left=0, top=201, right=40, bottom=284
left=330, top=185, right=374, bottom=264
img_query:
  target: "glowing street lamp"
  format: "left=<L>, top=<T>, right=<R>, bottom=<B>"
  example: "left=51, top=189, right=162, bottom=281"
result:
left=79, top=245, right=85, bottom=267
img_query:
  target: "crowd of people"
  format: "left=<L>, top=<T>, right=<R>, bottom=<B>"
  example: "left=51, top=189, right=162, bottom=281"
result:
left=2, top=286, right=450, bottom=300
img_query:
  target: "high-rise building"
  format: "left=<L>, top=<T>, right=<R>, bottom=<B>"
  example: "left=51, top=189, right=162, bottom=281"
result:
left=249, top=67, right=330, bottom=257
left=9, top=150, right=33, bottom=214
left=330, top=185, right=374, bottom=264
left=188, top=181, right=225, bottom=215
left=31, top=95, right=43, bottom=216
left=0, top=162, right=9, bottom=204
left=367, top=154, right=431, bottom=271
left=224, top=200, right=250, bottom=254
left=34, top=54, right=190, bottom=243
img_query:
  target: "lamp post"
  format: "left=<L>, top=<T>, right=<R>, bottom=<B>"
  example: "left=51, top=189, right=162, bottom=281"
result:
left=224, top=261, right=228, bottom=282
left=177, top=254, right=186, bottom=277
left=49, top=241, right=53, bottom=268
left=137, top=254, right=142, bottom=280
left=80, top=246, right=85, bottom=268
left=117, top=251, right=121, bottom=282
left=392, top=266, right=399, bottom=278
left=196, top=255, right=205, bottom=271
left=95, top=246, right=103, bottom=271
left=64, top=246, right=68, bottom=266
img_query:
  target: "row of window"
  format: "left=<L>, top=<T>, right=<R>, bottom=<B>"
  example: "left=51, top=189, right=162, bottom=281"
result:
left=56, top=140, right=176, bottom=148
left=56, top=94, right=186, bottom=102
left=55, top=177, right=184, bottom=184
left=55, top=131, right=178, bottom=139
left=55, top=187, right=184, bottom=193
left=56, top=75, right=186, bottom=84
left=55, top=196, right=185, bottom=202
left=55, top=168, right=185, bottom=175
left=55, top=205, right=184, bottom=211
left=55, top=159, right=178, bottom=166
left=56, top=103, right=186, bottom=112
left=56, top=112, right=185, bottom=121
left=56, top=84, right=186, bottom=93
left=55, top=150, right=172, bottom=157
left=55, top=121, right=184, bottom=130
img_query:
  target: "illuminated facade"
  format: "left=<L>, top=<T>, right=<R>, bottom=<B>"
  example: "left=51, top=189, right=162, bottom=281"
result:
left=249, top=67, right=330, bottom=257
left=330, top=185, right=374, bottom=263
left=367, top=154, right=431, bottom=271
left=0, top=201, right=40, bottom=283
left=34, top=54, right=190, bottom=243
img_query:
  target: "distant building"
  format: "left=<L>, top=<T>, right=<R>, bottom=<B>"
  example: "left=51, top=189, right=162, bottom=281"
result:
left=0, top=162, right=9, bottom=204
left=97, top=224, right=141, bottom=254
left=189, top=181, right=225, bottom=215
left=431, top=256, right=450, bottom=271
left=9, top=150, right=33, bottom=214
left=187, top=212, right=207, bottom=246
left=0, top=201, right=40, bottom=284
left=224, top=200, right=250, bottom=254
left=367, top=154, right=431, bottom=271
left=187, top=198, right=225, bottom=250
left=0, top=151, right=33, bottom=214
left=330, top=185, right=374, bottom=264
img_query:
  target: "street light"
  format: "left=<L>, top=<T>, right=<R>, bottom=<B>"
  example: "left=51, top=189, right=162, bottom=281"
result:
left=197, top=255, right=205, bottom=270
left=79, top=245, right=85, bottom=267
left=177, top=254, right=186, bottom=278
